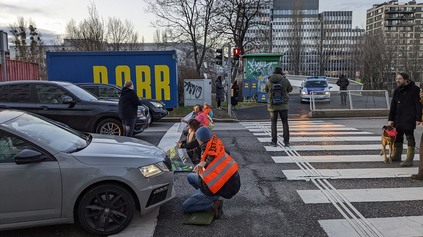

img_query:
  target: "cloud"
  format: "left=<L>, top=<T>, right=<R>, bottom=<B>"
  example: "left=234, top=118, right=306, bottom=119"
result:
left=0, top=3, right=47, bottom=16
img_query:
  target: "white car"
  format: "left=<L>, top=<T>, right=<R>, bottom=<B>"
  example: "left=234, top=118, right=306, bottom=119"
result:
left=299, top=78, right=331, bottom=103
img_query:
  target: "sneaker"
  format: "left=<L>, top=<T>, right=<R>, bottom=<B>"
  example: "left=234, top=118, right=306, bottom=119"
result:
left=211, top=200, right=223, bottom=219
left=269, top=141, right=277, bottom=147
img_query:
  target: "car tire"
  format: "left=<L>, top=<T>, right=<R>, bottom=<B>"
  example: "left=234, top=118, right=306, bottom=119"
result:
left=149, top=109, right=154, bottom=124
left=76, top=184, right=135, bottom=236
left=96, top=118, right=123, bottom=136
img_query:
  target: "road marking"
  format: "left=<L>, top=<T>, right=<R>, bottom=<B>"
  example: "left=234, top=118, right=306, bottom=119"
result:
left=258, top=136, right=380, bottom=142
left=272, top=155, right=384, bottom=163
left=283, top=168, right=415, bottom=180
left=265, top=144, right=382, bottom=151
left=298, top=187, right=423, bottom=203
left=319, top=216, right=423, bottom=237
left=248, top=127, right=358, bottom=132
left=253, top=131, right=373, bottom=136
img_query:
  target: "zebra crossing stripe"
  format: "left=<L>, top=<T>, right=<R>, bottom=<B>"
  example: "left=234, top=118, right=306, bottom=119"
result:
left=319, top=216, right=423, bottom=237
left=248, top=127, right=358, bottom=132
left=258, top=136, right=380, bottom=142
left=298, top=187, right=423, bottom=203
left=272, top=155, right=383, bottom=163
left=253, top=131, right=373, bottom=136
left=283, top=168, right=416, bottom=180
left=265, top=144, right=382, bottom=151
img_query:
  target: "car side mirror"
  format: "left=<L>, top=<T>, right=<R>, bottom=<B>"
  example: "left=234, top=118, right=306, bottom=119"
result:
left=329, top=86, right=332, bottom=89
left=15, top=149, right=46, bottom=165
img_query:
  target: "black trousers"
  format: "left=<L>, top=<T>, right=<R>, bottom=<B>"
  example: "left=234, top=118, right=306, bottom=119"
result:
left=269, top=110, right=289, bottom=144
left=395, top=129, right=416, bottom=147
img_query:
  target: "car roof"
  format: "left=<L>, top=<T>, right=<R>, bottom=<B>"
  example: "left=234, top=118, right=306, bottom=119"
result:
left=0, top=80, right=74, bottom=86
left=76, top=83, right=121, bottom=88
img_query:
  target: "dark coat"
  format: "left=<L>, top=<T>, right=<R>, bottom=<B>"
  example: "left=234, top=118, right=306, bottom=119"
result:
left=231, top=82, right=240, bottom=106
left=336, top=76, right=349, bottom=90
left=388, top=81, right=422, bottom=131
left=215, top=79, right=225, bottom=100
left=118, top=87, right=141, bottom=119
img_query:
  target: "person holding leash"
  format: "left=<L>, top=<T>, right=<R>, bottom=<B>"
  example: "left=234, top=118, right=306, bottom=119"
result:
left=388, top=72, right=422, bottom=167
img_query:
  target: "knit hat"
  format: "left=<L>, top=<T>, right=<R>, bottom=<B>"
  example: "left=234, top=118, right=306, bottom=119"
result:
left=196, top=126, right=212, bottom=142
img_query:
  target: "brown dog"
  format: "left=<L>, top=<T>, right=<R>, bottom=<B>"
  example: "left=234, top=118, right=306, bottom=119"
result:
left=379, top=125, right=397, bottom=163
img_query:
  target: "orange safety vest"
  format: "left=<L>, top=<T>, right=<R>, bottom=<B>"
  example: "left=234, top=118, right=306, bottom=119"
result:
left=203, top=107, right=211, bottom=116
left=199, top=135, right=239, bottom=194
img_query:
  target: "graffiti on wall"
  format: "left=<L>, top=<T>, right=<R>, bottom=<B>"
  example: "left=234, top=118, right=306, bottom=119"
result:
left=184, top=81, right=203, bottom=99
left=245, top=58, right=279, bottom=92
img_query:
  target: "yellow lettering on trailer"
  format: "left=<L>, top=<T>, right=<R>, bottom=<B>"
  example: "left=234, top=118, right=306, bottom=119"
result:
left=154, top=65, right=170, bottom=100
left=93, top=66, right=108, bottom=84
left=115, top=66, right=131, bottom=86
left=135, top=65, right=152, bottom=98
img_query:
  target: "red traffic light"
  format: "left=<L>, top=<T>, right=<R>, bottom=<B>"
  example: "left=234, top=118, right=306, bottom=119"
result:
left=233, top=47, right=241, bottom=60
left=233, top=48, right=241, bottom=56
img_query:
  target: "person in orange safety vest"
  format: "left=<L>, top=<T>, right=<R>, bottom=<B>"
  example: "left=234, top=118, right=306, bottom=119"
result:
left=181, top=127, right=240, bottom=219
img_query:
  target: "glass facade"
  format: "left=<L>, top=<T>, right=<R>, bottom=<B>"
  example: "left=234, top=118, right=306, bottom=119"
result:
left=245, top=0, right=364, bottom=77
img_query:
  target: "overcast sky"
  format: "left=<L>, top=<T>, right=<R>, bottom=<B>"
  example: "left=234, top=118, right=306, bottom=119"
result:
left=0, top=0, right=389, bottom=44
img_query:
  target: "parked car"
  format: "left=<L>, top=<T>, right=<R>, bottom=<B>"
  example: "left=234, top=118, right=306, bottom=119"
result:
left=76, top=83, right=168, bottom=122
left=0, top=80, right=150, bottom=135
left=0, top=109, right=174, bottom=235
left=299, top=77, right=332, bottom=103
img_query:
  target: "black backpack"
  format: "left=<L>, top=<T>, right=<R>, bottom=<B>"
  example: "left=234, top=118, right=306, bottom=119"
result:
left=271, top=79, right=288, bottom=105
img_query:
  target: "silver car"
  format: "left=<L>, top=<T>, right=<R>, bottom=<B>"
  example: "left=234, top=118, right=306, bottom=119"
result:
left=0, top=110, right=175, bottom=235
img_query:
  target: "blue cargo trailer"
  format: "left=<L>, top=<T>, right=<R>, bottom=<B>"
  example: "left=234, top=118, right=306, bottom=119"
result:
left=47, top=51, right=179, bottom=108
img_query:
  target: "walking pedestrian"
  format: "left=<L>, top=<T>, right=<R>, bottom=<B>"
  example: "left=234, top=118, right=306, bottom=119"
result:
left=215, top=76, right=225, bottom=110
left=231, top=80, right=240, bottom=110
left=118, top=81, right=142, bottom=137
left=264, top=67, right=293, bottom=147
left=182, top=127, right=240, bottom=219
left=388, top=72, right=422, bottom=166
left=336, top=74, right=350, bottom=105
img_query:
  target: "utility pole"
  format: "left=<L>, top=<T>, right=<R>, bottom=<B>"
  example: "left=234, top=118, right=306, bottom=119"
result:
left=227, top=45, right=232, bottom=117
left=0, top=31, right=8, bottom=82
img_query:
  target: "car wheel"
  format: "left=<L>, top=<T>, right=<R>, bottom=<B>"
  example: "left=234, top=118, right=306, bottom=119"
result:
left=149, top=109, right=154, bottom=124
left=96, top=118, right=122, bottom=136
left=77, top=184, right=135, bottom=236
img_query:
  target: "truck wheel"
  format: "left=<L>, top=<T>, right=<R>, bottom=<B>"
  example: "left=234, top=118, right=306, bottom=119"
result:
left=76, top=184, right=135, bottom=235
left=96, top=118, right=122, bottom=136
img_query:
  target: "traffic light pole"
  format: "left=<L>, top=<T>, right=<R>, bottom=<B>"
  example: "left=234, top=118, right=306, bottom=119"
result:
left=227, top=45, right=232, bottom=117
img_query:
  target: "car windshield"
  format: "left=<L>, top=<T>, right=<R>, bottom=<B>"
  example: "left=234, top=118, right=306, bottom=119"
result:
left=305, top=80, right=328, bottom=88
left=63, top=84, right=99, bottom=101
left=2, top=113, right=90, bottom=153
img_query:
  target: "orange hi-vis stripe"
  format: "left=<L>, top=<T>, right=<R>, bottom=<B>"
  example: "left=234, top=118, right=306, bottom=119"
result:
left=200, top=153, right=239, bottom=194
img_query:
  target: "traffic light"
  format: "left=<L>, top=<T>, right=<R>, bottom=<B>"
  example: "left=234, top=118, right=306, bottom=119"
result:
left=215, top=49, right=223, bottom=65
left=233, top=47, right=241, bottom=60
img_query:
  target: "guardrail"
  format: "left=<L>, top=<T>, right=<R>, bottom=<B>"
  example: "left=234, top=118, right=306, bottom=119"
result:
left=309, top=90, right=390, bottom=118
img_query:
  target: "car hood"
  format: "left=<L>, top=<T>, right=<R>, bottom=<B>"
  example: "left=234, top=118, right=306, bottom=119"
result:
left=305, top=87, right=327, bottom=92
left=72, top=134, right=166, bottom=166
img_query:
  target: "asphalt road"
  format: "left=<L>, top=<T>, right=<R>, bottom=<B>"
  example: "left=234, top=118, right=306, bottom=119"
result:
left=3, top=99, right=423, bottom=237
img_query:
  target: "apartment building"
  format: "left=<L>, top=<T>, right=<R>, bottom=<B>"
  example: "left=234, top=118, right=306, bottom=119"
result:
left=366, top=0, right=423, bottom=81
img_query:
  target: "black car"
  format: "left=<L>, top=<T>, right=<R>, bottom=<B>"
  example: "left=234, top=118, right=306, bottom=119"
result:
left=76, top=83, right=168, bottom=122
left=0, top=80, right=150, bottom=135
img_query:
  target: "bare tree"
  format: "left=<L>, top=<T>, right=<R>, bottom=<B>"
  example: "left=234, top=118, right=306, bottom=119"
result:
left=146, top=0, right=219, bottom=77
left=214, top=0, right=270, bottom=80
left=8, top=17, right=46, bottom=79
left=287, top=5, right=304, bottom=75
left=107, top=18, right=139, bottom=51
left=65, top=2, right=105, bottom=51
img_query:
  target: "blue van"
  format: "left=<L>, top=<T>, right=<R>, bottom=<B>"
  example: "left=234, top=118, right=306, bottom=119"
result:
left=299, top=77, right=332, bottom=103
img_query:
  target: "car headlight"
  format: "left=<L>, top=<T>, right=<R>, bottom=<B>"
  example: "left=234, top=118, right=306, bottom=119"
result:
left=150, top=101, right=164, bottom=108
left=324, top=92, right=330, bottom=95
left=301, top=91, right=307, bottom=95
left=139, top=162, right=169, bottom=178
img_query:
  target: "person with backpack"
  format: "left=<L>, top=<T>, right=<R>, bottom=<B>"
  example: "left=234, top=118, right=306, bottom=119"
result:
left=265, top=67, right=293, bottom=147
left=336, top=74, right=350, bottom=105
left=182, top=127, right=240, bottom=219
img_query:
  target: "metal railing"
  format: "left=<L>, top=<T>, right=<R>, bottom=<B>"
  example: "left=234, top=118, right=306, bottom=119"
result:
left=309, top=90, right=390, bottom=111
